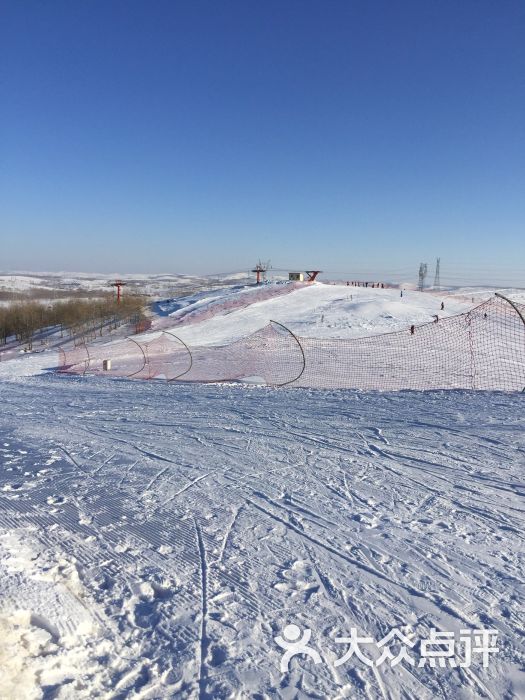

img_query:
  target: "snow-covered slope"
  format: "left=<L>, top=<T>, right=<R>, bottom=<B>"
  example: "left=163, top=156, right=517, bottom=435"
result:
left=0, top=376, right=523, bottom=698
left=155, top=282, right=475, bottom=345
left=0, top=281, right=521, bottom=380
left=0, top=277, right=524, bottom=697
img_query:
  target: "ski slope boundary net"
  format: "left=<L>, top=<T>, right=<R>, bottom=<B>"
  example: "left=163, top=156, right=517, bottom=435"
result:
left=58, top=295, right=525, bottom=391
left=162, top=280, right=303, bottom=327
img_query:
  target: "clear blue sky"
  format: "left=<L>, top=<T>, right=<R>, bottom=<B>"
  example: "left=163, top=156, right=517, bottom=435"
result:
left=1, top=0, right=524, bottom=284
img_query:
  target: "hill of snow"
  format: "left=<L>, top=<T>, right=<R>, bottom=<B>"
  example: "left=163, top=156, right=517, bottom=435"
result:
left=1, top=280, right=522, bottom=380
left=0, top=276, right=524, bottom=697
left=155, top=282, right=476, bottom=345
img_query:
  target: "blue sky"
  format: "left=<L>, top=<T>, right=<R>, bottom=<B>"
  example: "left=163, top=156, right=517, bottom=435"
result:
left=1, top=1, right=524, bottom=284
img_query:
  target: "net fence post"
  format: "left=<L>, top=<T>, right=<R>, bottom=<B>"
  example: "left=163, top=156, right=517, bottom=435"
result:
left=269, top=320, right=306, bottom=386
left=57, top=346, right=66, bottom=372
left=494, top=293, right=525, bottom=392
left=163, top=331, right=193, bottom=381
left=125, top=336, right=148, bottom=378
left=82, top=343, right=91, bottom=376
left=466, top=312, right=476, bottom=390
left=495, top=293, right=525, bottom=326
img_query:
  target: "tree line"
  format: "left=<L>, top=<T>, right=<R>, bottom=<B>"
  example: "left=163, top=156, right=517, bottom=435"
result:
left=0, top=289, right=118, bottom=301
left=0, top=295, right=147, bottom=350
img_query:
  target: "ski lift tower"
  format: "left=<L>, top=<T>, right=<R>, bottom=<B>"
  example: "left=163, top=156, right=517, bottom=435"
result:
left=305, top=270, right=322, bottom=282
left=251, top=260, right=270, bottom=285
left=111, top=279, right=127, bottom=304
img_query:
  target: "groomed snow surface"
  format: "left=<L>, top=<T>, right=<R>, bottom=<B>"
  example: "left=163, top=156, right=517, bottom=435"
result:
left=154, top=283, right=476, bottom=345
left=0, top=281, right=524, bottom=698
left=0, top=377, right=524, bottom=699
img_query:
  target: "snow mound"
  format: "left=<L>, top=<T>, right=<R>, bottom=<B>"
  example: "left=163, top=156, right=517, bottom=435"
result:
left=0, top=527, right=155, bottom=698
left=155, top=282, right=475, bottom=346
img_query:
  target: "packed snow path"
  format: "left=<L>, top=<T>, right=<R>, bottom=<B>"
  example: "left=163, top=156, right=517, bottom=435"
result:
left=0, top=375, right=524, bottom=698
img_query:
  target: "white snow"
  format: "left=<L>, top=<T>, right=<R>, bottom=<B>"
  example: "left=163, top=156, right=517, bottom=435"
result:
left=152, top=282, right=475, bottom=346
left=0, top=271, right=254, bottom=297
left=0, top=281, right=479, bottom=377
left=0, top=528, right=121, bottom=698
left=0, top=377, right=523, bottom=698
left=0, top=278, right=524, bottom=698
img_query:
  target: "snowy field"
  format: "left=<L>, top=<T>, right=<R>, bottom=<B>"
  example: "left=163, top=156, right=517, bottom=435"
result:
left=155, top=283, right=475, bottom=344
left=1, top=282, right=481, bottom=371
left=0, top=279, right=524, bottom=698
left=0, top=271, right=254, bottom=299
left=0, top=375, right=524, bottom=699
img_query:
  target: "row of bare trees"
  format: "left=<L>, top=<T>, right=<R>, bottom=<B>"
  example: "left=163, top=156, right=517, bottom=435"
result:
left=0, top=296, right=147, bottom=350
left=0, top=289, right=118, bottom=301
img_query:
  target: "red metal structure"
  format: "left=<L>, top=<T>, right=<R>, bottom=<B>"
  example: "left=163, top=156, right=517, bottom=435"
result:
left=111, top=279, right=127, bottom=303
left=305, top=270, right=322, bottom=282
left=251, top=260, right=270, bottom=285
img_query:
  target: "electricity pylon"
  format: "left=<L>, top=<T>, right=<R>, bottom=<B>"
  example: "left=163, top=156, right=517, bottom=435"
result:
left=433, top=258, right=441, bottom=290
left=418, top=263, right=428, bottom=291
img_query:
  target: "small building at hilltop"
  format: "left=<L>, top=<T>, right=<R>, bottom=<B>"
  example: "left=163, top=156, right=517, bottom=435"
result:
left=289, top=272, right=304, bottom=281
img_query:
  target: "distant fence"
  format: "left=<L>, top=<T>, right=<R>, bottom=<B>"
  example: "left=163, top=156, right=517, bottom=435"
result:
left=161, top=281, right=303, bottom=327
left=58, top=295, right=525, bottom=392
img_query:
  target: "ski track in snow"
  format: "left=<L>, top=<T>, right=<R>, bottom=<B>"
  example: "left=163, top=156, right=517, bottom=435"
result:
left=0, top=374, right=524, bottom=698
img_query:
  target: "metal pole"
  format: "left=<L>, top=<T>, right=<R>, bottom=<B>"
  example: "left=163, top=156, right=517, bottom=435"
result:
left=494, top=293, right=525, bottom=392
left=269, top=320, right=306, bottom=386
left=163, top=331, right=193, bottom=381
